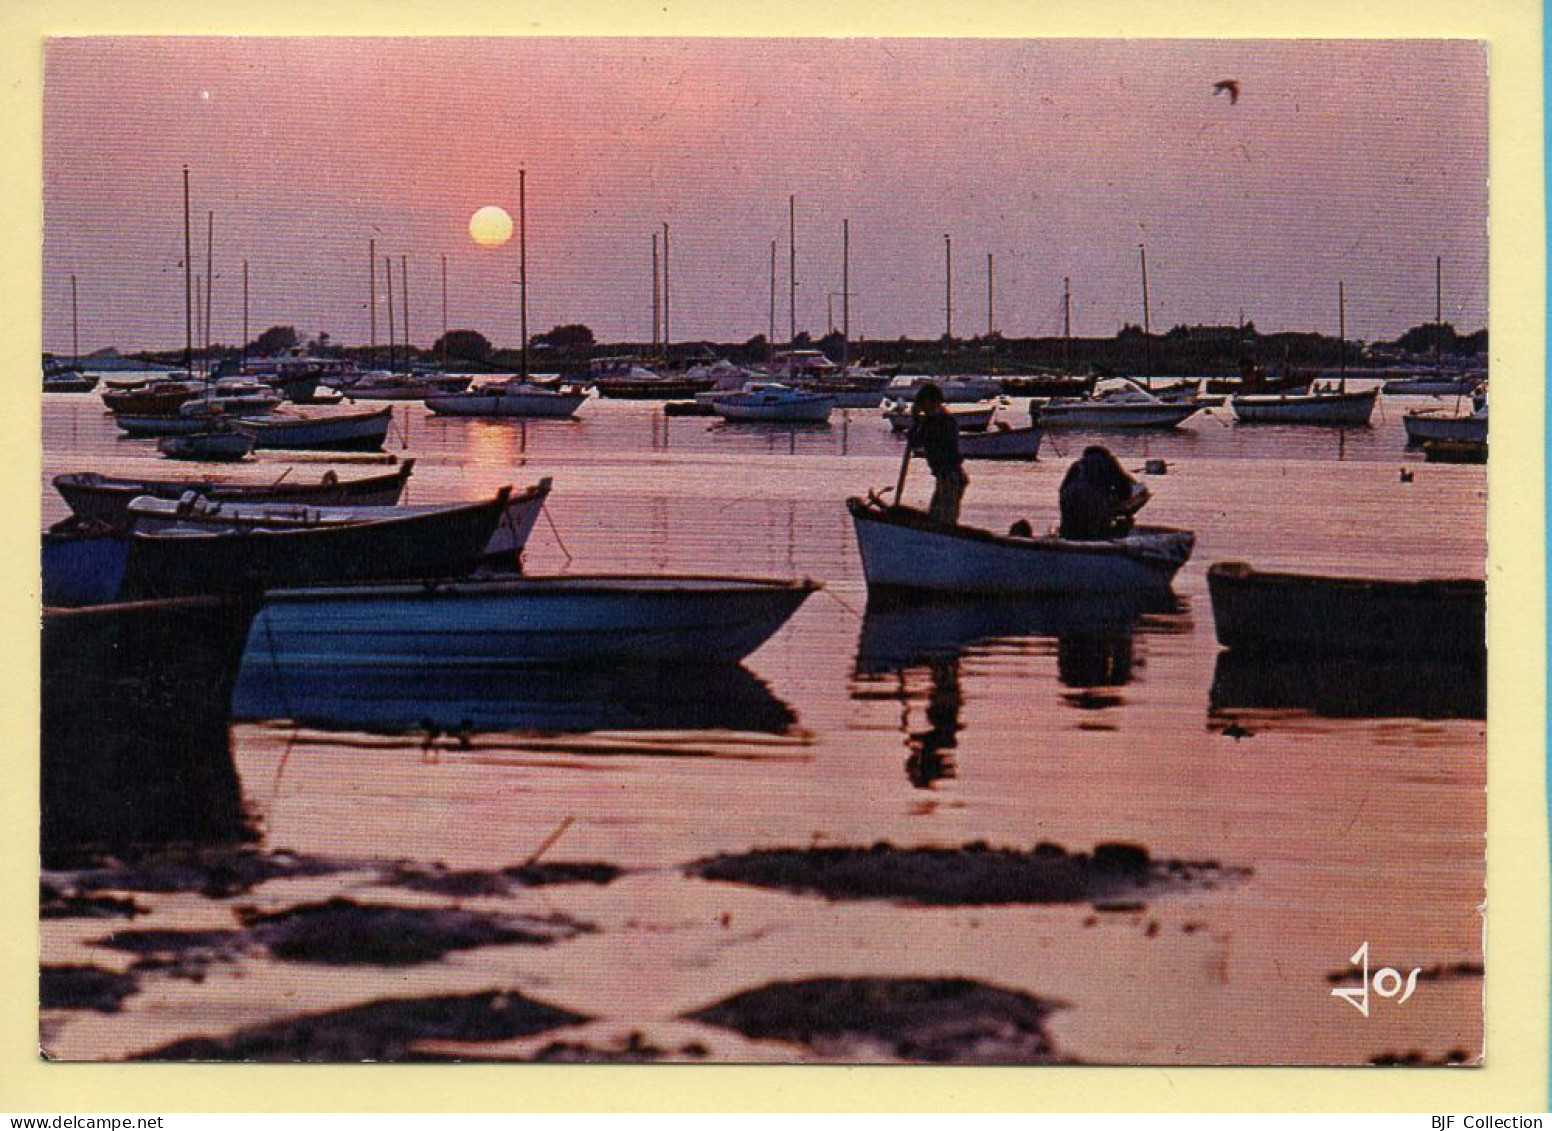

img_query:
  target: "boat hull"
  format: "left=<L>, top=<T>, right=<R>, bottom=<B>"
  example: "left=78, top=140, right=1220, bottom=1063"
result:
left=235, top=408, right=393, bottom=451
left=1035, top=402, right=1202, bottom=429
left=158, top=432, right=256, bottom=461
left=886, top=405, right=997, bottom=433
left=1206, top=561, right=1484, bottom=657
left=848, top=498, right=1194, bottom=597
left=1403, top=410, right=1487, bottom=445
left=1382, top=377, right=1480, bottom=396
left=954, top=424, right=1043, bottom=461
left=246, top=575, right=820, bottom=666
left=118, top=488, right=512, bottom=599
left=713, top=395, right=835, bottom=423
left=1230, top=389, right=1377, bottom=426
left=593, top=378, right=716, bottom=399
left=425, top=391, right=586, bottom=418
left=53, top=462, right=416, bottom=527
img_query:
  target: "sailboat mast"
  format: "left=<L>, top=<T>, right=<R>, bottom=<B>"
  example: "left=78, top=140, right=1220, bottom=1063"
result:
left=204, top=211, right=214, bottom=376
left=182, top=166, right=192, bottom=373
left=842, top=218, right=850, bottom=367
left=194, top=276, right=203, bottom=375
left=1063, top=276, right=1072, bottom=372
left=368, top=238, right=377, bottom=370
left=661, top=221, right=670, bottom=362
left=1338, top=280, right=1347, bottom=393
left=401, top=254, right=410, bottom=364
left=1139, top=244, right=1152, bottom=387
left=768, top=239, right=776, bottom=363
left=70, top=274, right=79, bottom=368
left=440, top=253, right=448, bottom=370
left=986, top=252, right=994, bottom=339
left=788, top=196, right=797, bottom=347
left=519, top=168, right=528, bottom=379
left=651, top=232, right=660, bottom=355
left=242, top=260, right=249, bottom=368
left=1435, top=255, right=1443, bottom=376
left=384, top=256, right=396, bottom=373
left=944, top=234, right=953, bottom=340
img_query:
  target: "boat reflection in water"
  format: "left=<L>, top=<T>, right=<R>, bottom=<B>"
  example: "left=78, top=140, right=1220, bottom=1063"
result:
left=42, top=596, right=260, bottom=860
left=1209, top=650, right=1485, bottom=726
left=852, top=592, right=1187, bottom=787
left=234, top=657, right=799, bottom=738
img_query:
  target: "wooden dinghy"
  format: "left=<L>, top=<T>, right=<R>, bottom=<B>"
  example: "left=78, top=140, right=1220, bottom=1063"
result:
left=1206, top=561, right=1484, bottom=657
left=54, top=461, right=416, bottom=526
left=847, top=495, right=1194, bottom=597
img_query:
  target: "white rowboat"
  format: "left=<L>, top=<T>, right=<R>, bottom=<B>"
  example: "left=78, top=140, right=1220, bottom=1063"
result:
left=1230, top=387, right=1378, bottom=426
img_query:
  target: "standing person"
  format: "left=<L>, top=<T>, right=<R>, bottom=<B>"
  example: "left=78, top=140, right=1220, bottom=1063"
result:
left=1059, top=445, right=1143, bottom=540
left=907, top=382, right=968, bottom=525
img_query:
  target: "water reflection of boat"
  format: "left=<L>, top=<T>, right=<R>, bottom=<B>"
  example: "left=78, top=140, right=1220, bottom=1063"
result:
left=1209, top=649, right=1485, bottom=722
left=233, top=659, right=797, bottom=735
left=42, top=595, right=259, bottom=856
left=854, top=591, right=1182, bottom=675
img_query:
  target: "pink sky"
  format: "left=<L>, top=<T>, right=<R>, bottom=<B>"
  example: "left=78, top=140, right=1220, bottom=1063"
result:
left=43, top=38, right=1487, bottom=353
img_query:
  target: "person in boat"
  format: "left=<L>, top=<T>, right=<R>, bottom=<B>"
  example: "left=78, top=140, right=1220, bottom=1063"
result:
left=1059, top=445, right=1140, bottom=540
left=908, top=382, right=968, bottom=526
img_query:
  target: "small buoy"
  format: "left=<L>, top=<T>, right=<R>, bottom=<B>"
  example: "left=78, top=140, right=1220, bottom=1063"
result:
left=1144, top=459, right=1168, bottom=476
left=1399, top=468, right=1414, bottom=483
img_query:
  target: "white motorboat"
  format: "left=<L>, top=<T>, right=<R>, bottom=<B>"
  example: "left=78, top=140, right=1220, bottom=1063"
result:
left=245, top=575, right=821, bottom=667
left=847, top=495, right=1194, bottom=597
left=1035, top=379, right=1205, bottom=430
left=712, top=383, right=835, bottom=423
left=889, top=376, right=1005, bottom=403
left=425, top=379, right=588, bottom=419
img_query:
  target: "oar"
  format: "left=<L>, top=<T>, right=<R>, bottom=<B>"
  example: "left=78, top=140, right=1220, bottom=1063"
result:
left=892, top=425, right=914, bottom=506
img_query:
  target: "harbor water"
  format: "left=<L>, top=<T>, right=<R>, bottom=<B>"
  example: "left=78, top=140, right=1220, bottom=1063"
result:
left=39, top=387, right=1486, bottom=1064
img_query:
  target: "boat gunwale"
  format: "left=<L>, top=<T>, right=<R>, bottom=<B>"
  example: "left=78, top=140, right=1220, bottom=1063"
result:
left=261, top=573, right=824, bottom=602
left=131, top=486, right=513, bottom=544
left=1207, top=560, right=1484, bottom=599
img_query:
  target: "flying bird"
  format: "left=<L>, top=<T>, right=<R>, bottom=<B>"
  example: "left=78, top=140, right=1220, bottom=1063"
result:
left=1213, top=79, right=1241, bottom=105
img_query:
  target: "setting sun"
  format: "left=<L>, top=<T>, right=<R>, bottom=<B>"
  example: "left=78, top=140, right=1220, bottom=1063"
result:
left=468, top=205, right=513, bottom=248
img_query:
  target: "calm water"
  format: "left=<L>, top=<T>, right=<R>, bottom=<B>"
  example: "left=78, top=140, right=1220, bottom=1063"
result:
left=40, top=386, right=1486, bottom=1064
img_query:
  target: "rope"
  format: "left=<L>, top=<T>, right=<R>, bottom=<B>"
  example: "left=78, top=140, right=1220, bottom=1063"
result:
left=543, top=506, right=574, bottom=566
left=824, top=588, right=867, bottom=621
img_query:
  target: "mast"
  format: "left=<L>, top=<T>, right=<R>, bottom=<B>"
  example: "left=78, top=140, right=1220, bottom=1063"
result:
left=944, top=234, right=953, bottom=340
left=1435, top=255, right=1443, bottom=376
left=401, top=254, right=410, bottom=364
left=384, top=256, right=396, bottom=373
left=204, top=210, right=214, bottom=375
left=651, top=232, right=660, bottom=355
left=986, top=252, right=994, bottom=339
left=1139, top=244, right=1152, bottom=387
left=242, top=260, right=249, bottom=368
left=768, top=239, right=776, bottom=363
left=519, top=168, right=528, bottom=379
left=368, top=238, right=377, bottom=370
left=70, top=273, right=79, bottom=369
left=842, top=218, right=850, bottom=366
left=182, top=166, right=192, bottom=373
left=661, top=221, right=670, bottom=363
left=1063, top=276, right=1072, bottom=372
left=1338, top=280, right=1347, bottom=393
left=788, top=195, right=797, bottom=347
left=440, top=253, right=448, bottom=370
left=194, top=276, right=203, bottom=375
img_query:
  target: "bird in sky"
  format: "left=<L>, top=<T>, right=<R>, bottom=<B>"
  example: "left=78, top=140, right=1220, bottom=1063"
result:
left=1213, top=79, right=1241, bottom=105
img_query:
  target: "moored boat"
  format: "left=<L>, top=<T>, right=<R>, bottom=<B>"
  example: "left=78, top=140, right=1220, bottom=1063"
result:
left=1403, top=402, right=1487, bottom=446
left=1229, top=387, right=1378, bottom=426
left=342, top=372, right=472, bottom=400
left=1381, top=375, right=1480, bottom=396
left=1206, top=561, right=1484, bottom=657
left=157, top=429, right=256, bottom=462
left=247, top=574, right=821, bottom=667
left=884, top=400, right=998, bottom=433
left=1420, top=438, right=1488, bottom=464
left=43, top=368, right=99, bottom=394
left=954, top=423, right=1043, bottom=461
left=1035, top=379, right=1206, bottom=429
left=127, top=478, right=553, bottom=565
left=233, top=406, right=394, bottom=451
left=425, top=379, right=587, bottom=418
left=847, top=495, right=1194, bottom=597
left=53, top=461, right=416, bottom=526
left=712, top=383, right=835, bottom=424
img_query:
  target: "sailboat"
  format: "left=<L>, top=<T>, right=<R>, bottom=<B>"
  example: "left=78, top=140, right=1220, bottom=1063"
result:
left=1382, top=259, right=1481, bottom=396
left=1231, top=282, right=1377, bottom=426
left=43, top=275, right=99, bottom=393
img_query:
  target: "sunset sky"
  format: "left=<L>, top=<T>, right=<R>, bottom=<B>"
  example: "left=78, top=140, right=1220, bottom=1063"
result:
left=43, top=37, right=1488, bottom=354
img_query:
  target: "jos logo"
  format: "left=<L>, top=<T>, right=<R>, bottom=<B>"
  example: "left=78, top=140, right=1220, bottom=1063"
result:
left=1331, top=941, right=1421, bottom=1017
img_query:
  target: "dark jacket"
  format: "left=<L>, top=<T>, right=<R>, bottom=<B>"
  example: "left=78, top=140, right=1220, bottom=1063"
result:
left=1059, top=449, right=1135, bottom=540
left=909, top=410, right=963, bottom=476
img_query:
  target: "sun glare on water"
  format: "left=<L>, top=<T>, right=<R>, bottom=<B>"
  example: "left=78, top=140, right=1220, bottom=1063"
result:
left=469, top=206, right=513, bottom=249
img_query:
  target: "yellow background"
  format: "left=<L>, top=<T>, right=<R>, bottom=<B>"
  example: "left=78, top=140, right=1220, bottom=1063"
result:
left=2, top=0, right=1544, bottom=1112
